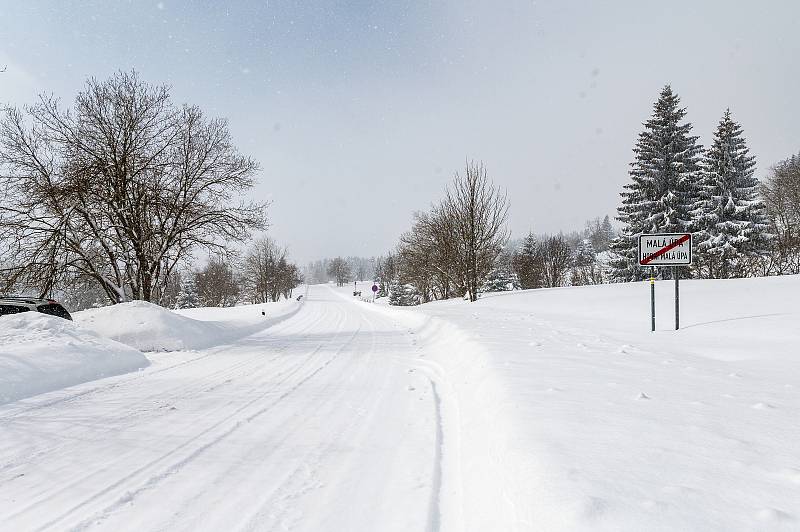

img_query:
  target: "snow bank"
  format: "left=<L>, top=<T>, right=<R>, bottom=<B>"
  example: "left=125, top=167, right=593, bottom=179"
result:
left=76, top=299, right=301, bottom=352
left=0, top=312, right=149, bottom=406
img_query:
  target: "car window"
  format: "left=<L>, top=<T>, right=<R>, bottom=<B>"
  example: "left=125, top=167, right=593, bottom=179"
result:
left=0, top=304, right=30, bottom=316
left=36, top=303, right=72, bottom=320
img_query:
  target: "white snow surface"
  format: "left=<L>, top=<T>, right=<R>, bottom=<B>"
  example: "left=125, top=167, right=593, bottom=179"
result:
left=1, top=278, right=798, bottom=531
left=346, top=276, right=800, bottom=531
left=0, top=312, right=149, bottom=406
left=76, top=298, right=301, bottom=352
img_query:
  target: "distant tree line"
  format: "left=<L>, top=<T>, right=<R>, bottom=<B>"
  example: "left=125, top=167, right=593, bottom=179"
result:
left=304, top=256, right=375, bottom=286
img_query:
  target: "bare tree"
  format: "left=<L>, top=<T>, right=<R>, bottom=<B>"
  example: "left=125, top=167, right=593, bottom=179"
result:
left=760, top=154, right=800, bottom=275
left=537, top=234, right=572, bottom=288
left=196, top=258, right=240, bottom=307
left=397, top=206, right=465, bottom=301
left=441, top=161, right=509, bottom=301
left=327, top=257, right=351, bottom=287
left=0, top=71, right=266, bottom=303
left=242, top=237, right=300, bottom=303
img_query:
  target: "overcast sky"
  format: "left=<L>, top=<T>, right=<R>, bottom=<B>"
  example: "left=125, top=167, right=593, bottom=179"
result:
left=2, top=1, right=799, bottom=263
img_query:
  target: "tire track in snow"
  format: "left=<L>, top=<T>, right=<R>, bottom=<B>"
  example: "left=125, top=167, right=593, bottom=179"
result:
left=28, top=345, right=325, bottom=532
left=0, top=298, right=307, bottom=422
left=2, top=303, right=334, bottom=526
left=235, top=307, right=380, bottom=532
left=0, top=309, right=323, bottom=482
left=426, top=378, right=444, bottom=532
left=54, top=313, right=360, bottom=531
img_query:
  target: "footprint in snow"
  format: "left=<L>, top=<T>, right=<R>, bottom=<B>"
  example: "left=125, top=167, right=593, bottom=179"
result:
left=407, top=385, right=416, bottom=391
left=751, top=402, right=775, bottom=410
left=636, top=392, right=650, bottom=400
left=529, top=341, right=542, bottom=347
left=728, top=372, right=742, bottom=378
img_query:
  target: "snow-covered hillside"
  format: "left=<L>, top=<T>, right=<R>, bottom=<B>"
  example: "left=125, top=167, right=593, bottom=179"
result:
left=345, top=276, right=800, bottom=530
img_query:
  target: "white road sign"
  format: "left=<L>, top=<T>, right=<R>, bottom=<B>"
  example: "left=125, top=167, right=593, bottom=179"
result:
left=638, top=233, right=692, bottom=266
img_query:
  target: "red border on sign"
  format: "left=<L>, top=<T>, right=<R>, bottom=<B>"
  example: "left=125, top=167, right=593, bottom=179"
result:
left=640, top=234, right=690, bottom=265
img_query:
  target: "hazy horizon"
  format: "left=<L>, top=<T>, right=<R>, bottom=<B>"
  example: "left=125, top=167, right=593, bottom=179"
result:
left=2, top=0, right=799, bottom=263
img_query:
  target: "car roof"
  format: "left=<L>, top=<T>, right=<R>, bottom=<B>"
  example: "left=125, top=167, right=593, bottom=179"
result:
left=0, top=296, right=61, bottom=305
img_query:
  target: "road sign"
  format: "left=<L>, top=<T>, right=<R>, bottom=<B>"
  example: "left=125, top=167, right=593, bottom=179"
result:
left=371, top=284, right=379, bottom=293
left=638, top=233, right=692, bottom=331
left=638, top=233, right=692, bottom=266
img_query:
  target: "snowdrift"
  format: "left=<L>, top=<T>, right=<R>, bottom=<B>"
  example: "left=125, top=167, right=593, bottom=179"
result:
left=76, top=299, right=300, bottom=352
left=0, top=312, right=149, bottom=406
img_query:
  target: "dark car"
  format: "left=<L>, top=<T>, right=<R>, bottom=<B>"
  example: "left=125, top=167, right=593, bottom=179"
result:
left=0, top=296, right=73, bottom=320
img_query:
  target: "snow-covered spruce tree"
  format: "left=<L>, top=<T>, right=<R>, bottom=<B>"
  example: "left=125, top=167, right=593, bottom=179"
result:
left=693, top=109, right=770, bottom=278
left=610, top=85, right=703, bottom=281
left=598, top=215, right=614, bottom=252
left=511, top=232, right=541, bottom=289
left=388, top=280, right=420, bottom=306
left=570, top=239, right=603, bottom=286
left=481, top=266, right=518, bottom=292
left=174, top=275, right=200, bottom=309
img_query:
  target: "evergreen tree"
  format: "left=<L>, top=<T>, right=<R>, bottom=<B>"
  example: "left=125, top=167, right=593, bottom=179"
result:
left=481, top=266, right=518, bottom=292
left=571, top=239, right=603, bottom=286
left=574, top=239, right=596, bottom=267
left=598, top=215, right=614, bottom=252
left=585, top=215, right=615, bottom=252
left=388, top=280, right=420, bottom=306
left=610, top=85, right=704, bottom=281
left=511, top=232, right=541, bottom=289
left=693, top=109, right=771, bottom=278
left=174, top=274, right=200, bottom=309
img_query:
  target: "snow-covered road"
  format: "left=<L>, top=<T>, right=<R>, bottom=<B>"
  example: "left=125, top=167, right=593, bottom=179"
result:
left=0, top=286, right=443, bottom=532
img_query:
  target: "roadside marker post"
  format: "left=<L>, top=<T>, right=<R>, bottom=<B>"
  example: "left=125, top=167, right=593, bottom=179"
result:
left=638, top=233, right=692, bottom=331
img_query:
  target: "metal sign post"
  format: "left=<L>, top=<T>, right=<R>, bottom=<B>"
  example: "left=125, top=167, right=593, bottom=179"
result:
left=650, top=273, right=656, bottom=332
left=638, top=233, right=692, bottom=331
left=673, top=266, right=680, bottom=330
